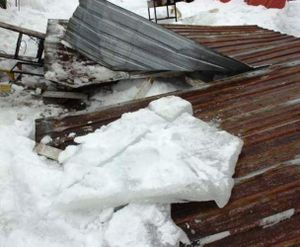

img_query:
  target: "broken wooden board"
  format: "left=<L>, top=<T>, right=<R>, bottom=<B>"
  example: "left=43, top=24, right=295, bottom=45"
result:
left=34, top=143, right=62, bottom=161
left=0, top=21, right=45, bottom=39
left=43, top=91, right=88, bottom=100
left=43, top=91, right=88, bottom=110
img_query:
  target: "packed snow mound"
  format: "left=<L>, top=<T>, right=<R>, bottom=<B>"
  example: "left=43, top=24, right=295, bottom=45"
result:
left=176, top=0, right=300, bottom=38
left=57, top=96, right=243, bottom=211
left=3, top=202, right=188, bottom=247
left=276, top=1, right=300, bottom=37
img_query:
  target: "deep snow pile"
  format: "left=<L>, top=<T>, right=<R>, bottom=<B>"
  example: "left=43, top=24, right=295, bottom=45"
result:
left=276, top=0, right=300, bottom=37
left=0, top=96, right=243, bottom=247
left=109, top=0, right=300, bottom=37
left=176, top=0, right=300, bottom=37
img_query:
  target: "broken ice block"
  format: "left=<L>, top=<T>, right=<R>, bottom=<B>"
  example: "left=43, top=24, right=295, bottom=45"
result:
left=148, top=96, right=193, bottom=121
left=56, top=97, right=243, bottom=210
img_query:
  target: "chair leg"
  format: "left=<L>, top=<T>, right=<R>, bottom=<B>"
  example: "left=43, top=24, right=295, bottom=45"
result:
left=167, top=5, right=169, bottom=18
left=174, top=3, right=177, bottom=21
left=154, top=2, right=158, bottom=23
left=148, top=7, right=151, bottom=21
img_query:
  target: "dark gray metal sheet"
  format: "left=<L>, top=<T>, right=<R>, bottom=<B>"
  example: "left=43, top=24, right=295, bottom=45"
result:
left=44, top=19, right=184, bottom=88
left=64, top=0, right=251, bottom=73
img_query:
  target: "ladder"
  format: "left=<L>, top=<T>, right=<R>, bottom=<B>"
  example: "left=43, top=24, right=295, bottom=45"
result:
left=0, top=21, right=45, bottom=81
left=0, top=21, right=45, bottom=64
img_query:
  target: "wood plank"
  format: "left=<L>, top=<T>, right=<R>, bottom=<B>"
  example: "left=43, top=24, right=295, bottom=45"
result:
left=0, top=21, right=45, bottom=39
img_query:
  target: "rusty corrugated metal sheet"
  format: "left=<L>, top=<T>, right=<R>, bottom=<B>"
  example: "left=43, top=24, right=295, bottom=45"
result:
left=35, top=59, right=300, bottom=245
left=64, top=0, right=250, bottom=73
left=163, top=24, right=300, bottom=67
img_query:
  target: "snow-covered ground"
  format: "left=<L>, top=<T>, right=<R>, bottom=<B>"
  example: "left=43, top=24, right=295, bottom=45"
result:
left=0, top=0, right=299, bottom=246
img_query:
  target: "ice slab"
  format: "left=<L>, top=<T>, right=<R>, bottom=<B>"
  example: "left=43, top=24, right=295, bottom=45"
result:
left=56, top=96, right=243, bottom=210
left=59, top=108, right=168, bottom=188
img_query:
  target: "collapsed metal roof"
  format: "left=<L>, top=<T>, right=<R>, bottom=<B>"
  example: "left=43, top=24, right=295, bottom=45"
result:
left=64, top=0, right=250, bottom=73
left=45, top=21, right=300, bottom=88
left=38, top=19, right=300, bottom=245
left=44, top=19, right=183, bottom=88
left=35, top=59, right=300, bottom=245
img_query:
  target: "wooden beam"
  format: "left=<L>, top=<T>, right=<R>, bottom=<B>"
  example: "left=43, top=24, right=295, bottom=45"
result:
left=0, top=21, right=46, bottom=39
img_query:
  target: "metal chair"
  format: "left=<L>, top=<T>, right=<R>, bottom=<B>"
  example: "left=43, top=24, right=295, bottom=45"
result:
left=147, top=0, right=178, bottom=23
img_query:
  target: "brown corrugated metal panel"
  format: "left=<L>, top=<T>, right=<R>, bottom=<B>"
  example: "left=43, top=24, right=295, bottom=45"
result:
left=35, top=59, right=300, bottom=245
left=163, top=24, right=300, bottom=67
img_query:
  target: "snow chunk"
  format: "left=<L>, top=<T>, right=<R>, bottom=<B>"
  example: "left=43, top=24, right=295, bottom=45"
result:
left=148, top=96, right=193, bottom=121
left=56, top=97, right=243, bottom=210
left=59, top=108, right=167, bottom=188
left=104, top=204, right=189, bottom=247
left=40, top=135, right=52, bottom=144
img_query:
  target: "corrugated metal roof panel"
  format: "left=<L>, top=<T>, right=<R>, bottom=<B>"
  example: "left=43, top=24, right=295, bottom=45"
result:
left=163, top=24, right=300, bottom=67
left=64, top=0, right=250, bottom=73
left=44, top=19, right=183, bottom=88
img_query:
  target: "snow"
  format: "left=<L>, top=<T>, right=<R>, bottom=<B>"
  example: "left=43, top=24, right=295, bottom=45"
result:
left=148, top=96, right=193, bottom=121
left=259, top=209, right=295, bottom=228
left=57, top=97, right=243, bottom=211
left=107, top=0, right=300, bottom=37
left=103, top=204, right=190, bottom=247
left=0, top=96, right=242, bottom=247
left=88, top=79, right=189, bottom=111
left=198, top=231, right=231, bottom=247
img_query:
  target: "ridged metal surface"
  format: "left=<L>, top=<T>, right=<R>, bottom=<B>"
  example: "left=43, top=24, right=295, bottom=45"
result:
left=64, top=0, right=250, bottom=73
left=44, top=19, right=178, bottom=88
left=35, top=59, right=300, bottom=246
left=44, top=19, right=186, bottom=88
left=164, top=24, right=300, bottom=67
